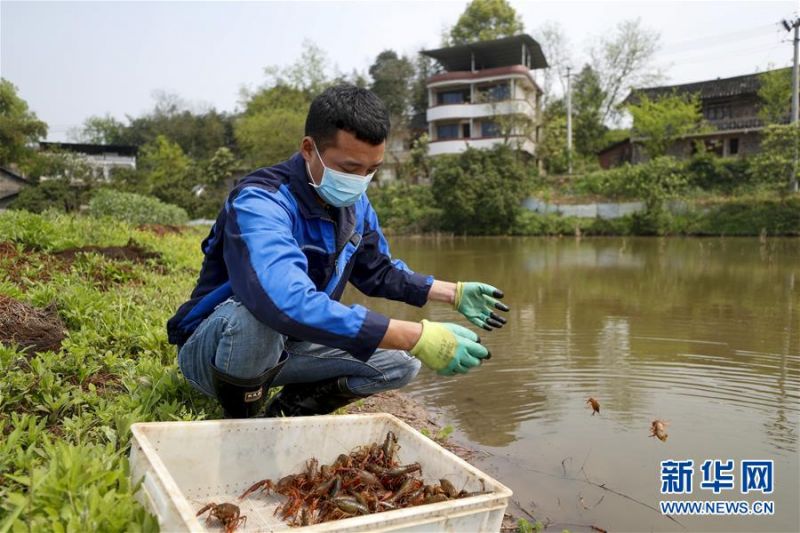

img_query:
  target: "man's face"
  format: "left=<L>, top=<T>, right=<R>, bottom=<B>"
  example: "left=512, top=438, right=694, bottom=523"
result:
left=301, top=129, right=384, bottom=186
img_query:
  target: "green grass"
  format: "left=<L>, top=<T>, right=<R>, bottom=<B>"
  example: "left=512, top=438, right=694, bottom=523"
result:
left=0, top=209, right=220, bottom=531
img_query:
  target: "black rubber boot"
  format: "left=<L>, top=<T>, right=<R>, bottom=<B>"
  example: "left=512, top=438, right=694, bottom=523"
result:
left=210, top=358, right=287, bottom=419
left=264, top=376, right=366, bottom=417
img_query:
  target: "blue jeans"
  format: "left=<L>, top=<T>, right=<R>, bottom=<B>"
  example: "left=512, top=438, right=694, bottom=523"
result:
left=177, top=296, right=421, bottom=398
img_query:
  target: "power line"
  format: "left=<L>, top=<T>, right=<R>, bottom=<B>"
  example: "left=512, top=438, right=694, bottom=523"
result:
left=658, top=22, right=782, bottom=54
left=659, top=42, right=788, bottom=66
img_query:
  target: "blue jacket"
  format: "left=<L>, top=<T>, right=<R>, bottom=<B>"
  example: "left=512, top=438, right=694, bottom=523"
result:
left=166, top=152, right=434, bottom=361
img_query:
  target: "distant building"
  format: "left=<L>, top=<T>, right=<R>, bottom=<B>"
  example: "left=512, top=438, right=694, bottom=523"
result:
left=0, top=167, right=32, bottom=209
left=39, top=142, right=137, bottom=181
left=420, top=34, right=548, bottom=158
left=602, top=68, right=789, bottom=168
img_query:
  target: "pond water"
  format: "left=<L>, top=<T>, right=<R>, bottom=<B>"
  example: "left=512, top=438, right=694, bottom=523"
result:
left=343, top=237, right=799, bottom=533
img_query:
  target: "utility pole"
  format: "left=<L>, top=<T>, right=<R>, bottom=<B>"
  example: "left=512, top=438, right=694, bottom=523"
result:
left=782, top=17, right=800, bottom=192
left=566, top=66, right=573, bottom=175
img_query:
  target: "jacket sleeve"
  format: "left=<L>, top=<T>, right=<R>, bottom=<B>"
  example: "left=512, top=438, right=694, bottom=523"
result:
left=348, top=197, right=434, bottom=307
left=223, top=186, right=390, bottom=361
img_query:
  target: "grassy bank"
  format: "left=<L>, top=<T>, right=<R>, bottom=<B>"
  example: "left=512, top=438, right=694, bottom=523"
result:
left=510, top=196, right=800, bottom=237
left=0, top=209, right=218, bottom=530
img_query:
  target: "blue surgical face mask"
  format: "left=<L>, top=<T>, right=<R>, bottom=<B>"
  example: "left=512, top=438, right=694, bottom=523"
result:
left=306, top=142, right=375, bottom=207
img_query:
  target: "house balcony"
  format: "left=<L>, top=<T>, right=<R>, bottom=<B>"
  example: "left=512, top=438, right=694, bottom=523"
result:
left=427, top=100, right=534, bottom=122
left=428, top=136, right=535, bottom=156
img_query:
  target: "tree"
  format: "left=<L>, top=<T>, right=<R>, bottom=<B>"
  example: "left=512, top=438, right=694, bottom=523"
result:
left=572, top=65, right=608, bottom=155
left=69, top=114, right=126, bottom=144
left=411, top=54, right=435, bottom=121
left=120, top=93, right=234, bottom=160
left=205, top=147, right=237, bottom=187
left=12, top=152, right=97, bottom=212
left=235, top=86, right=310, bottom=167
left=0, top=79, right=48, bottom=169
left=448, top=0, right=524, bottom=45
left=750, top=124, right=800, bottom=193
left=627, top=92, right=706, bottom=159
left=589, top=18, right=663, bottom=124
left=538, top=99, right=569, bottom=174
left=431, top=144, right=532, bottom=234
left=138, top=135, right=196, bottom=210
left=758, top=67, right=792, bottom=125
left=369, top=50, right=415, bottom=122
left=534, top=22, right=573, bottom=104
left=264, top=39, right=335, bottom=96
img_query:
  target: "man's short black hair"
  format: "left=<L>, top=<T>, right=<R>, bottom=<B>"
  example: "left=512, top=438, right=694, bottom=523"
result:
left=305, top=84, right=390, bottom=151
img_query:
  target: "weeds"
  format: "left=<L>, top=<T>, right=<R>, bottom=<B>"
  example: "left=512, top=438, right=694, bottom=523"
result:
left=0, top=209, right=218, bottom=529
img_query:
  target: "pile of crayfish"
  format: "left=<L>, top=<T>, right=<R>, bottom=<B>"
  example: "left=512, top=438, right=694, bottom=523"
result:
left=238, top=431, right=490, bottom=526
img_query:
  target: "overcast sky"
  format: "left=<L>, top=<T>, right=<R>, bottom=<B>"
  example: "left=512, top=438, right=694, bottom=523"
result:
left=1, top=0, right=797, bottom=141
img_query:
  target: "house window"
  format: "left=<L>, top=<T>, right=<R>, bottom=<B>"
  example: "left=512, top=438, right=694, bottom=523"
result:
left=462, top=123, right=471, bottom=138
left=482, top=120, right=501, bottom=137
left=436, top=123, right=460, bottom=139
left=478, top=83, right=510, bottom=102
left=437, top=89, right=469, bottom=105
left=729, top=137, right=739, bottom=155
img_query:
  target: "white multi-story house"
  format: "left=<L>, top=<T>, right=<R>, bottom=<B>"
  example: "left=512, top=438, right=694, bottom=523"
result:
left=39, top=142, right=137, bottom=181
left=420, top=34, right=548, bottom=158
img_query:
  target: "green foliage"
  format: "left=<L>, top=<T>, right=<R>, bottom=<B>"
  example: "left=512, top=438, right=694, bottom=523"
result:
left=570, top=156, right=687, bottom=202
left=369, top=50, right=415, bottom=121
left=89, top=189, right=189, bottom=226
left=750, top=124, right=800, bottom=192
left=116, top=93, right=235, bottom=161
left=698, top=197, right=800, bottom=236
left=572, top=65, right=608, bottom=155
left=516, top=517, right=545, bottom=533
left=137, top=134, right=199, bottom=211
left=449, top=0, right=524, bottom=45
left=263, top=39, right=337, bottom=96
left=685, top=151, right=753, bottom=192
left=757, top=67, right=792, bottom=125
left=0, top=209, right=221, bottom=529
left=368, top=183, right=441, bottom=234
left=0, top=79, right=48, bottom=169
left=11, top=179, right=82, bottom=214
left=70, top=114, right=127, bottom=145
left=431, top=145, right=534, bottom=234
left=628, top=92, right=706, bottom=158
left=235, top=86, right=310, bottom=167
left=393, top=133, right=431, bottom=184
left=11, top=152, right=99, bottom=213
left=539, top=100, right=570, bottom=175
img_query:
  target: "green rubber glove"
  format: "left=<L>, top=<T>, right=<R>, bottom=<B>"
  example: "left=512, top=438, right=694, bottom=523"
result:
left=410, top=319, right=491, bottom=376
left=454, top=282, right=510, bottom=331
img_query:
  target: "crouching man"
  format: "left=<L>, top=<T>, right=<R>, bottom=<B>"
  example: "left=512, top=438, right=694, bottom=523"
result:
left=166, top=84, right=509, bottom=418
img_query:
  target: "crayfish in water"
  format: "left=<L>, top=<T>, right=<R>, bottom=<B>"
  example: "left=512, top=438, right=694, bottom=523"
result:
left=650, top=419, right=669, bottom=442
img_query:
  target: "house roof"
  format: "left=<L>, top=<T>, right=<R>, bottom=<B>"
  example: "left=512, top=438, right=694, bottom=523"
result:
left=597, top=137, right=632, bottom=155
left=39, top=142, right=138, bottom=157
left=624, top=67, right=792, bottom=104
left=0, top=166, right=31, bottom=185
left=421, top=34, right=548, bottom=72
left=0, top=166, right=31, bottom=200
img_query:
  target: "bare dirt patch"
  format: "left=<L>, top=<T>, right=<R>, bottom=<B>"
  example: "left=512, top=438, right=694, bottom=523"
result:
left=53, top=239, right=161, bottom=263
left=136, top=224, right=185, bottom=236
left=0, top=295, right=67, bottom=355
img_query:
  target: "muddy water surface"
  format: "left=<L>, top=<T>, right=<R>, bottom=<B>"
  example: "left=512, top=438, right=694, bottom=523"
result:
left=344, top=237, right=799, bottom=533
